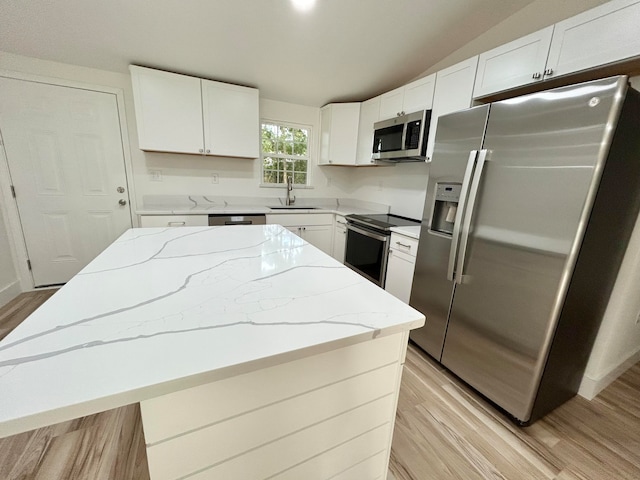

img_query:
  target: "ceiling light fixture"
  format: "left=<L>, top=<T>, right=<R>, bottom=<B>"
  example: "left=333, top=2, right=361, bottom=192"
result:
left=291, top=0, right=316, bottom=12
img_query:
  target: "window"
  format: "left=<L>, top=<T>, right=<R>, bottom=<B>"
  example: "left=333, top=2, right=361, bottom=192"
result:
left=261, top=121, right=310, bottom=186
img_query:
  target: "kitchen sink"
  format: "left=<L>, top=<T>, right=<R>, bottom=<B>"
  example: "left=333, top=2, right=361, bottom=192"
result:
left=269, top=206, right=320, bottom=210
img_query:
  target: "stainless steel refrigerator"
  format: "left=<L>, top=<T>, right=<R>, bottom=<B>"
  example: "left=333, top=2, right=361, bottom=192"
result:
left=409, top=76, right=640, bottom=424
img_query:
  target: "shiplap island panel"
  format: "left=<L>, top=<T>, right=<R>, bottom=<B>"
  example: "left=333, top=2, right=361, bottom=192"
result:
left=0, top=226, right=424, bottom=479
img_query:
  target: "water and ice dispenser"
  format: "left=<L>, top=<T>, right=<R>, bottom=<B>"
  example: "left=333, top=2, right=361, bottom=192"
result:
left=430, top=183, right=462, bottom=236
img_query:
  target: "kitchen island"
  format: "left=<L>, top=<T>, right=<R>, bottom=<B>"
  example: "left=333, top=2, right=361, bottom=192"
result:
left=0, top=226, right=424, bottom=480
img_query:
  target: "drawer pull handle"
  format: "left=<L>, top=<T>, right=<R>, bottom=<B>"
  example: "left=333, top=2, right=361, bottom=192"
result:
left=396, top=242, right=411, bottom=248
left=168, top=222, right=186, bottom=226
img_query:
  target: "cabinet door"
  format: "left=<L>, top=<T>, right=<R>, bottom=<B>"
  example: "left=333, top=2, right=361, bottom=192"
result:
left=139, top=215, right=209, bottom=227
left=355, top=97, right=381, bottom=165
left=385, top=249, right=416, bottom=303
left=426, top=56, right=479, bottom=161
left=202, top=80, right=259, bottom=158
left=473, top=26, right=554, bottom=98
left=319, top=104, right=360, bottom=165
left=379, top=87, right=404, bottom=120
left=402, top=74, right=436, bottom=113
left=130, top=66, right=204, bottom=154
left=332, top=218, right=347, bottom=262
left=302, top=225, right=333, bottom=255
left=546, top=0, right=640, bottom=79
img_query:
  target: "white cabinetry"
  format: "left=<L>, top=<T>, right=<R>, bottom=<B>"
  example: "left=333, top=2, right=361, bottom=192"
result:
left=379, top=75, right=436, bottom=120
left=319, top=103, right=361, bottom=165
left=266, top=213, right=334, bottom=255
left=130, top=65, right=259, bottom=158
left=201, top=79, right=259, bottom=158
left=473, top=0, right=640, bottom=98
left=130, top=66, right=204, bottom=154
left=426, top=57, right=479, bottom=161
left=385, top=233, right=419, bottom=303
left=473, top=26, right=554, bottom=98
left=332, top=215, right=347, bottom=263
left=139, top=215, right=209, bottom=227
left=546, top=0, right=640, bottom=79
left=355, top=97, right=381, bottom=166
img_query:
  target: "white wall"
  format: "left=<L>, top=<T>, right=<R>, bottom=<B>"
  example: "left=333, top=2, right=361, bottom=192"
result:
left=136, top=99, right=353, bottom=203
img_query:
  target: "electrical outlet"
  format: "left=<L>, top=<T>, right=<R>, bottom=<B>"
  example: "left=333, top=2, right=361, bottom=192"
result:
left=636, top=310, right=640, bottom=325
left=150, top=170, right=162, bottom=182
left=326, top=177, right=332, bottom=187
left=211, top=173, right=219, bottom=184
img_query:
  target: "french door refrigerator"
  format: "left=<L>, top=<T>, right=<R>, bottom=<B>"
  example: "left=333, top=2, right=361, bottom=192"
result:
left=409, top=76, right=640, bottom=424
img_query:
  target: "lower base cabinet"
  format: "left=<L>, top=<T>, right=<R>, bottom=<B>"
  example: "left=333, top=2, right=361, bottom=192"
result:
left=385, top=233, right=419, bottom=303
left=139, top=215, right=208, bottom=227
left=266, top=214, right=334, bottom=255
left=332, top=215, right=347, bottom=263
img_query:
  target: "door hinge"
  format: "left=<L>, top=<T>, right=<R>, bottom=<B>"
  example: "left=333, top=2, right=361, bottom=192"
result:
left=10, top=185, right=16, bottom=198
left=27, top=259, right=32, bottom=271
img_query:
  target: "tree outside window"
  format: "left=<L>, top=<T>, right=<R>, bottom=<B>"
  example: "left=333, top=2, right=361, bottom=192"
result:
left=261, top=122, right=310, bottom=185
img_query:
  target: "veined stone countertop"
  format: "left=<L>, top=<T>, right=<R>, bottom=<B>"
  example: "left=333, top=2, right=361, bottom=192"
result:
left=390, top=225, right=421, bottom=240
left=0, top=226, right=424, bottom=438
left=136, top=195, right=389, bottom=216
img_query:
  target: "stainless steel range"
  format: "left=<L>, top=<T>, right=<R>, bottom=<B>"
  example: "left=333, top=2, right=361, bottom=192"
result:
left=345, top=214, right=421, bottom=287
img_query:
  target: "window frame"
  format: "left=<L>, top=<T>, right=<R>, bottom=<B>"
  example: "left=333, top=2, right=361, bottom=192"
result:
left=260, top=119, right=312, bottom=188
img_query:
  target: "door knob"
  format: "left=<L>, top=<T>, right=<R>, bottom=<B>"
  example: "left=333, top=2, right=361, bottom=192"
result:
left=117, top=186, right=125, bottom=193
left=119, top=199, right=127, bottom=206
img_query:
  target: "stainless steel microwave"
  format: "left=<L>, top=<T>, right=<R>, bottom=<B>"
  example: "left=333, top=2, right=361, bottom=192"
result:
left=372, top=110, right=431, bottom=162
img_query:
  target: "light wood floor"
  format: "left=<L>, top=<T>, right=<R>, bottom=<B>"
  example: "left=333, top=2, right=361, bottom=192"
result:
left=1, top=291, right=640, bottom=479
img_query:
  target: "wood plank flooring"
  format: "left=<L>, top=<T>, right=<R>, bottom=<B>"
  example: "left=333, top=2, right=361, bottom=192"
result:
left=389, top=344, right=640, bottom=480
left=1, top=291, right=640, bottom=479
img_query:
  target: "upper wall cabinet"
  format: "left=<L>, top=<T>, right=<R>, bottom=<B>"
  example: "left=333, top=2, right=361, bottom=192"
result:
left=355, top=96, right=381, bottom=165
left=130, top=65, right=259, bottom=158
left=546, top=0, right=640, bottom=79
left=473, top=0, right=640, bottom=98
left=473, top=26, right=554, bottom=98
left=426, top=56, right=479, bottom=161
left=379, top=74, right=436, bottom=120
left=319, top=103, right=361, bottom=165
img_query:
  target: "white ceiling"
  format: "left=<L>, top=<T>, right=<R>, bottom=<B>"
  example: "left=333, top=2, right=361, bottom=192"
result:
left=0, top=0, right=539, bottom=106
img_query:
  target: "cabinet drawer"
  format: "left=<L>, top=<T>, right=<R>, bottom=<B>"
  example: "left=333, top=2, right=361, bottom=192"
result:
left=390, top=233, right=419, bottom=257
left=266, top=213, right=334, bottom=227
left=139, top=215, right=208, bottom=227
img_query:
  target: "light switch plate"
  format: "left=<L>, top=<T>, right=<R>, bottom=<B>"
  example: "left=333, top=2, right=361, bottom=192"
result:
left=150, top=170, right=162, bottom=182
left=211, top=173, right=219, bottom=184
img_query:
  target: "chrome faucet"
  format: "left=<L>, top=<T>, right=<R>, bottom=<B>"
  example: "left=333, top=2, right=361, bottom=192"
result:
left=285, top=174, right=295, bottom=206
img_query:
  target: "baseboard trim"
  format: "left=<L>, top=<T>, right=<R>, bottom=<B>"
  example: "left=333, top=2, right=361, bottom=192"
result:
left=0, top=280, right=21, bottom=309
left=579, top=348, right=640, bottom=400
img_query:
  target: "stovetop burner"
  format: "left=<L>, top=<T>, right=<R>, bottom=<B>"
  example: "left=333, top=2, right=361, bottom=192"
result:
left=346, top=213, right=421, bottom=232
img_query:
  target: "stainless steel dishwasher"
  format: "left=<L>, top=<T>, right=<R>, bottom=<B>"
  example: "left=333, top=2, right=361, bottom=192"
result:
left=208, top=214, right=266, bottom=226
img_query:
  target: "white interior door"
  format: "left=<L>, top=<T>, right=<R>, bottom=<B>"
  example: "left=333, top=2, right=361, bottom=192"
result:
left=0, top=77, right=132, bottom=287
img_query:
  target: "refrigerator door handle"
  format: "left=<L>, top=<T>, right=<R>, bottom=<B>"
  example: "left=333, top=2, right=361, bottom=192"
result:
left=455, top=149, right=489, bottom=284
left=447, top=150, right=479, bottom=281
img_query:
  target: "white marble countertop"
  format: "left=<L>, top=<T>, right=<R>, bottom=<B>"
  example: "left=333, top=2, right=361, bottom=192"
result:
left=0, top=226, right=424, bottom=438
left=390, top=225, right=422, bottom=240
left=136, top=195, right=389, bottom=217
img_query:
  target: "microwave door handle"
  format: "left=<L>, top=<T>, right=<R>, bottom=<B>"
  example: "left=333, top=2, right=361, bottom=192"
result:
left=455, top=149, right=489, bottom=285
left=447, top=150, right=478, bottom=282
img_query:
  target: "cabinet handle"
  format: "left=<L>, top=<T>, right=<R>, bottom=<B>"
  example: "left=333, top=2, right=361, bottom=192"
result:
left=396, top=241, right=411, bottom=248
left=544, top=68, right=554, bottom=76
left=168, top=222, right=186, bottom=226
left=336, top=220, right=346, bottom=225
left=199, top=148, right=204, bottom=153
left=206, top=149, right=211, bottom=154
left=118, top=199, right=127, bottom=206
left=532, top=72, right=542, bottom=79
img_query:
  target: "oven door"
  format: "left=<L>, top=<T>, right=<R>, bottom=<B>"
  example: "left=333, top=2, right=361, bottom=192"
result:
left=345, top=223, right=390, bottom=287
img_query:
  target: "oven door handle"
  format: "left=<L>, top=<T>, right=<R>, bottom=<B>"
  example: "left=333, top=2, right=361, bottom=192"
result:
left=346, top=223, right=390, bottom=242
